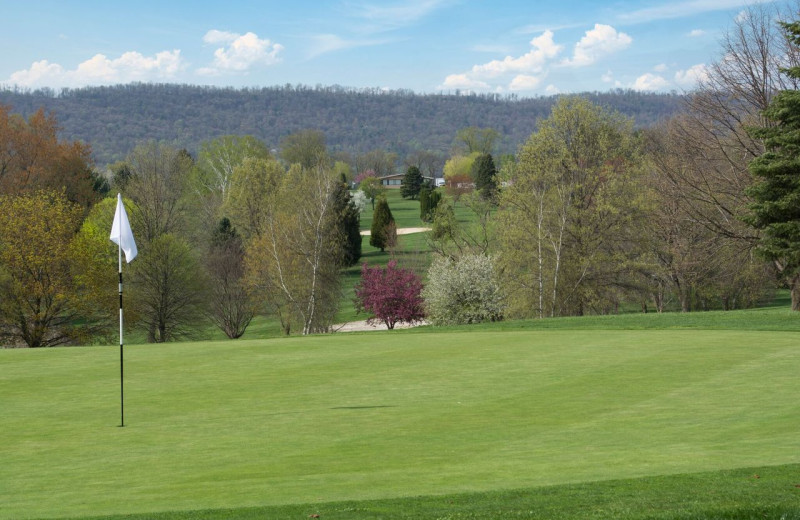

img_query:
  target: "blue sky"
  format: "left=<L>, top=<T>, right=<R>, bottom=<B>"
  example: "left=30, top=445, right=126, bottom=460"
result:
left=0, top=0, right=790, bottom=95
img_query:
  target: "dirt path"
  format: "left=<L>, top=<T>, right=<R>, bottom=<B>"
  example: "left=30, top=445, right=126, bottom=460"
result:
left=331, top=319, right=428, bottom=332
left=359, top=227, right=431, bottom=236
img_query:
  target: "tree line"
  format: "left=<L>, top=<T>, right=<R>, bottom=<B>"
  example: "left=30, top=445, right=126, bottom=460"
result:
left=0, top=82, right=683, bottom=167
left=2, top=3, right=799, bottom=347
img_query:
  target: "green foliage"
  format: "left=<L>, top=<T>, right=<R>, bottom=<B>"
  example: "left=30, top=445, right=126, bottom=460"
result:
left=497, top=96, right=647, bottom=318
left=223, top=156, right=283, bottom=240
left=279, top=129, right=328, bottom=169
left=359, top=176, right=385, bottom=209
left=455, top=126, right=500, bottom=154
left=192, top=135, right=271, bottom=218
left=131, top=233, right=209, bottom=343
left=744, top=21, right=800, bottom=310
left=419, top=185, right=430, bottom=221
left=244, top=164, right=343, bottom=335
left=423, top=253, right=505, bottom=325
left=0, top=190, right=86, bottom=347
left=333, top=181, right=362, bottom=267
left=369, top=195, right=396, bottom=252
left=400, top=165, right=423, bottom=199
left=471, top=152, right=498, bottom=201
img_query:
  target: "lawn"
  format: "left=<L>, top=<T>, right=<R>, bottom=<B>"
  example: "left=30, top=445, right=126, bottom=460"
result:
left=1, top=326, right=798, bottom=519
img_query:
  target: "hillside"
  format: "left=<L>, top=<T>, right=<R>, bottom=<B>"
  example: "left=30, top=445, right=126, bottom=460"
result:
left=0, top=84, right=683, bottom=167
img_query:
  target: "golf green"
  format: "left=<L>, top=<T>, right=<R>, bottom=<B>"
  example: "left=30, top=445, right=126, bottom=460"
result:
left=1, top=329, right=797, bottom=519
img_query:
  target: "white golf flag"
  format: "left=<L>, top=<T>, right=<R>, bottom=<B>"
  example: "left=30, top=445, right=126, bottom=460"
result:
left=110, top=193, right=137, bottom=263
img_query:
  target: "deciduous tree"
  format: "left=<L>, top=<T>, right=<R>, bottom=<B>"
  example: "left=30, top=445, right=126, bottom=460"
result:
left=0, top=191, right=85, bottom=347
left=280, top=129, right=328, bottom=169
left=454, top=126, right=500, bottom=155
left=354, top=260, right=425, bottom=329
left=0, top=105, right=99, bottom=208
left=245, top=164, right=343, bottom=335
left=131, top=233, right=209, bottom=342
left=206, top=218, right=255, bottom=338
left=497, top=96, right=647, bottom=318
left=193, top=134, right=271, bottom=218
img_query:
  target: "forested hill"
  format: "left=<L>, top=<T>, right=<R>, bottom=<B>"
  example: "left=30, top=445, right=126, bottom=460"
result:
left=0, top=83, right=684, bottom=167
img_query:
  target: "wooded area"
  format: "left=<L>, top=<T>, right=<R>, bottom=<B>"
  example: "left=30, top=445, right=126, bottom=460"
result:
left=0, top=83, right=683, bottom=167
left=1, top=3, right=799, bottom=348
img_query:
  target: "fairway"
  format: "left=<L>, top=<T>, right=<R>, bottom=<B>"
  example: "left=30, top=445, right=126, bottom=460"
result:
left=1, top=329, right=798, bottom=519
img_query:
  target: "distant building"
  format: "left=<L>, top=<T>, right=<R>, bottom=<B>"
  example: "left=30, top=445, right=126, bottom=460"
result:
left=379, top=173, right=435, bottom=188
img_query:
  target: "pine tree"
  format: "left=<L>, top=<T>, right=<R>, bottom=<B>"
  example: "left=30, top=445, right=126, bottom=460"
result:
left=332, top=181, right=362, bottom=267
left=370, top=195, right=396, bottom=252
left=745, top=21, right=800, bottom=310
left=401, top=165, right=424, bottom=199
left=419, top=185, right=430, bottom=221
left=471, top=153, right=498, bottom=201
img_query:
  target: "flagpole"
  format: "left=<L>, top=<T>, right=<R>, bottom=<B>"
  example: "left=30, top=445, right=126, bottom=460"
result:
left=118, top=202, right=124, bottom=428
left=111, top=192, right=136, bottom=428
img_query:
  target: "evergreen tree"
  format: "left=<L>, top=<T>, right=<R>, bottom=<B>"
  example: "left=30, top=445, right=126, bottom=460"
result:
left=419, top=185, right=430, bottom=221
left=370, top=195, right=396, bottom=252
left=401, top=165, right=424, bottom=199
left=332, top=181, right=362, bottom=267
left=471, top=153, right=498, bottom=201
left=429, top=189, right=442, bottom=217
left=745, top=20, right=800, bottom=311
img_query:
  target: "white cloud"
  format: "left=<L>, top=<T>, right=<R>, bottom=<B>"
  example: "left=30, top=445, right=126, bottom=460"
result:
left=306, top=33, right=391, bottom=59
left=199, top=30, right=283, bottom=75
left=203, top=30, right=239, bottom=44
left=6, top=50, right=183, bottom=88
left=688, top=29, right=706, bottom=37
left=633, top=72, right=670, bottom=91
left=562, top=24, right=632, bottom=67
left=620, top=0, right=752, bottom=24
left=545, top=84, right=560, bottom=95
left=350, top=0, right=454, bottom=33
left=509, top=74, right=543, bottom=91
left=602, top=70, right=614, bottom=82
left=675, top=63, right=709, bottom=87
left=440, top=73, right=491, bottom=91
left=439, top=29, right=562, bottom=92
left=471, top=30, right=562, bottom=78
left=654, top=63, right=668, bottom=72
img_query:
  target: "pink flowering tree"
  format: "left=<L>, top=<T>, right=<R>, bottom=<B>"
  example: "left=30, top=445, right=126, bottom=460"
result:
left=354, top=260, right=425, bottom=329
left=354, top=169, right=377, bottom=184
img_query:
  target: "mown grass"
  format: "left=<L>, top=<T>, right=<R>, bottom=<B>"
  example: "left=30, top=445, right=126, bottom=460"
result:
left=3, top=327, right=798, bottom=519
left=41, top=463, right=800, bottom=519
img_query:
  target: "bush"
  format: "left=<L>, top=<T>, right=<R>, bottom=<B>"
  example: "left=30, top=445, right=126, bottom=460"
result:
left=423, top=254, right=505, bottom=325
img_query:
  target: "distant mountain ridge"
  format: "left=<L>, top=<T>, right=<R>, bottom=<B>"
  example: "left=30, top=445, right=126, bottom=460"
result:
left=0, top=83, right=684, bottom=167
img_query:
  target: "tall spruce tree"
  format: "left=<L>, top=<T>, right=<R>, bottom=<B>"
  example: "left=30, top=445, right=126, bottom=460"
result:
left=370, top=195, right=396, bottom=252
left=745, top=20, right=800, bottom=311
left=401, top=165, right=424, bottom=200
left=419, top=185, right=430, bottom=221
left=333, top=181, right=362, bottom=267
left=472, top=153, right=498, bottom=201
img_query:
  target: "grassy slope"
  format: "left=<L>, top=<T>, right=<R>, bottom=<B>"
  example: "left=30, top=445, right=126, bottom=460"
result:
left=2, top=326, right=799, bottom=519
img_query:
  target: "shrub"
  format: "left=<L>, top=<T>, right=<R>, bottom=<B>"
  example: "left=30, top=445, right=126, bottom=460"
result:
left=423, top=254, right=505, bottom=325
